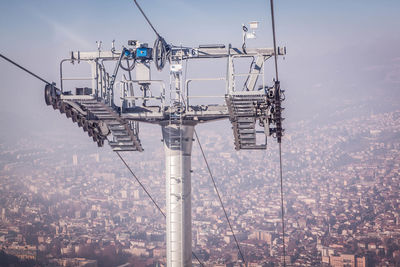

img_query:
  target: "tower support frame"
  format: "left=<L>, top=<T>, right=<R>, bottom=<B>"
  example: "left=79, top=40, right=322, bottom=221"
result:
left=47, top=43, right=286, bottom=267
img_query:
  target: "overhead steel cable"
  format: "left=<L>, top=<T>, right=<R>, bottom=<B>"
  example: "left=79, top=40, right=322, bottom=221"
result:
left=133, top=0, right=161, bottom=38
left=0, top=53, right=53, bottom=85
left=269, top=0, right=286, bottom=266
left=270, top=0, right=279, bottom=81
left=194, top=129, right=246, bottom=263
left=132, top=0, right=169, bottom=71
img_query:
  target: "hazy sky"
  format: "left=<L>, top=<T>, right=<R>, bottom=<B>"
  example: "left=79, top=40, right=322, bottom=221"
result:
left=0, top=0, right=399, bottom=142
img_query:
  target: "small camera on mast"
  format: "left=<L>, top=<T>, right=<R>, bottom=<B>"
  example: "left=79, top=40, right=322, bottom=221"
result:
left=128, top=40, right=137, bottom=46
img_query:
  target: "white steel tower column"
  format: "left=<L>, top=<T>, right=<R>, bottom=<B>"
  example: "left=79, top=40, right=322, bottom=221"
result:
left=162, top=124, right=194, bottom=267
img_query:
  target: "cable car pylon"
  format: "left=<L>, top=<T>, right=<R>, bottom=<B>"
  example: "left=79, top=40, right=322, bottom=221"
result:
left=1, top=0, right=287, bottom=265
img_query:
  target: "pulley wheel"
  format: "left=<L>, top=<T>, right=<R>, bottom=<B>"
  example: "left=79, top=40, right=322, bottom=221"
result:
left=97, top=139, right=104, bottom=147
left=52, top=100, right=59, bottom=110
left=65, top=109, right=72, bottom=118
left=71, top=111, right=78, bottom=123
left=59, top=103, right=66, bottom=114
left=83, top=121, right=89, bottom=132
left=44, top=84, right=53, bottom=106
left=77, top=117, right=83, bottom=127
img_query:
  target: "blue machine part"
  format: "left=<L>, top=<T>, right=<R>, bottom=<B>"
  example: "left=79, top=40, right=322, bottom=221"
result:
left=136, top=47, right=152, bottom=59
left=124, top=49, right=131, bottom=57
left=137, top=48, right=147, bottom=57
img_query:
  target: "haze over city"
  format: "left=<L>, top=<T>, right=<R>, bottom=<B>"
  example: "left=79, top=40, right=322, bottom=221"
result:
left=0, top=0, right=399, bottom=266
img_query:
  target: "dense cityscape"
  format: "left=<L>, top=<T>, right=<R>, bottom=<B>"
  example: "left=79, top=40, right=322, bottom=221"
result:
left=0, top=106, right=399, bottom=267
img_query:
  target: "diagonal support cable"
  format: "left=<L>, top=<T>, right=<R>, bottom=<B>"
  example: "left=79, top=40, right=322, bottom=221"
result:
left=194, top=129, right=246, bottom=263
left=115, top=151, right=204, bottom=267
left=116, top=151, right=166, bottom=217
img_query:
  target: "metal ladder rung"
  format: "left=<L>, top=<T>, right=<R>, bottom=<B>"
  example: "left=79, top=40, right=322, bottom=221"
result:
left=96, top=116, right=115, bottom=119
left=112, top=131, right=129, bottom=136
left=110, top=128, right=128, bottom=132
left=240, top=139, right=256, bottom=144
left=237, top=124, right=255, bottom=129
left=237, top=117, right=255, bottom=122
left=239, top=134, right=256, bottom=138
left=91, top=110, right=110, bottom=114
left=109, top=127, right=126, bottom=132
left=238, top=129, right=255, bottom=134
left=107, top=121, right=123, bottom=126
left=240, top=145, right=267, bottom=150
left=115, top=137, right=132, bottom=141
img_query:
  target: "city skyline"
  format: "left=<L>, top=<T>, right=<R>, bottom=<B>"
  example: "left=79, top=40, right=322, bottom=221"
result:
left=0, top=107, right=399, bottom=265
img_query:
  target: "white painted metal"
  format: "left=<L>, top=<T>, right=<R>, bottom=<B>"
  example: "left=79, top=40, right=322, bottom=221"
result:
left=136, top=62, right=151, bottom=82
left=162, top=124, right=194, bottom=267
left=56, top=44, right=286, bottom=266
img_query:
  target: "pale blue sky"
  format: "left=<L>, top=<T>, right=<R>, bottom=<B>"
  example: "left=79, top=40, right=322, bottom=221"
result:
left=0, top=0, right=399, bottom=140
